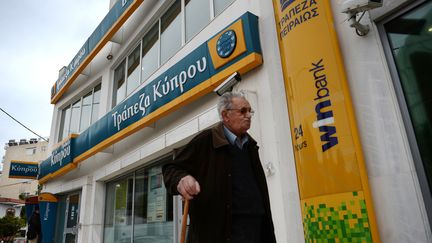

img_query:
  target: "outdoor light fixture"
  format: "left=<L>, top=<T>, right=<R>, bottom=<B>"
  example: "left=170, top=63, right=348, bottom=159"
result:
left=214, top=72, right=241, bottom=96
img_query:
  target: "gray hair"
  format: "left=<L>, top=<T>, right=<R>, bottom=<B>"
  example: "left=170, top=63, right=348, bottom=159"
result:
left=217, top=91, right=246, bottom=120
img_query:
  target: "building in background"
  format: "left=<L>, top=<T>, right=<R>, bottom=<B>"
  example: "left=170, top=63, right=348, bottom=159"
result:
left=38, top=0, right=432, bottom=242
left=0, top=138, right=48, bottom=199
left=0, top=197, right=24, bottom=218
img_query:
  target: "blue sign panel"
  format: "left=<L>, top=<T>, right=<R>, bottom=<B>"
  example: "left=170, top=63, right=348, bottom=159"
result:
left=9, top=161, right=38, bottom=179
left=39, top=193, right=58, bottom=243
left=38, top=136, right=75, bottom=180
left=40, top=202, right=57, bottom=243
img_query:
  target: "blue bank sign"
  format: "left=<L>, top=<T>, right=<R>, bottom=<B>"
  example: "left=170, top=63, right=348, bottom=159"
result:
left=39, top=12, right=262, bottom=183
left=9, top=161, right=39, bottom=179
left=111, top=56, right=208, bottom=132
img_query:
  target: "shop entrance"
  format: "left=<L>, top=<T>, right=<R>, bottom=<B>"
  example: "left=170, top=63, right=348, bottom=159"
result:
left=63, top=193, right=80, bottom=243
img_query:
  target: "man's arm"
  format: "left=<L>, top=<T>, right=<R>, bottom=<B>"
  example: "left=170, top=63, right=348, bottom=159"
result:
left=163, top=138, right=203, bottom=200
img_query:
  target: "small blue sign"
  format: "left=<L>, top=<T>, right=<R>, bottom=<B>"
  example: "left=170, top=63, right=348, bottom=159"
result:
left=217, top=30, right=237, bottom=58
left=9, top=161, right=38, bottom=179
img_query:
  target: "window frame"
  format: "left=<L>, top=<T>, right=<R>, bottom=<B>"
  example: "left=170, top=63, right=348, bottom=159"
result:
left=160, top=0, right=183, bottom=64
left=69, top=98, right=82, bottom=135
left=113, top=43, right=143, bottom=107
left=58, top=83, right=102, bottom=142
left=377, top=0, right=432, bottom=228
left=26, top=147, right=37, bottom=155
left=79, top=91, right=93, bottom=133
left=126, top=44, right=143, bottom=97
left=91, top=83, right=102, bottom=125
left=185, top=0, right=212, bottom=42
left=141, top=21, right=161, bottom=84
left=59, top=105, right=71, bottom=142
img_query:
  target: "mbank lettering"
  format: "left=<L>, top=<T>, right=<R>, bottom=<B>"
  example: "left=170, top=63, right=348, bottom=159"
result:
left=310, top=59, right=338, bottom=152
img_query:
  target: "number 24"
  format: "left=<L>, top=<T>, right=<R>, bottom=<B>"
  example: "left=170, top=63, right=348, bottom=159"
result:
left=294, top=125, right=303, bottom=139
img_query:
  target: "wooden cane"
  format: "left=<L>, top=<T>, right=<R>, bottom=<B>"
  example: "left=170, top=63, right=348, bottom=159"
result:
left=180, top=199, right=190, bottom=243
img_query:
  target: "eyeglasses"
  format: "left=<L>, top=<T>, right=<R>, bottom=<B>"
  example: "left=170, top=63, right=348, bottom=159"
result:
left=227, top=107, right=255, bottom=116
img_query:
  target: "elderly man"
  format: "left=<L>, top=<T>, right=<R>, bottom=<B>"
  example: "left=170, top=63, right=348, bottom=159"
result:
left=163, top=92, right=276, bottom=243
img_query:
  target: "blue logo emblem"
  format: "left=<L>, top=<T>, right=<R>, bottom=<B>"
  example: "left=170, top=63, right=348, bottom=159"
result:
left=217, top=30, right=237, bottom=58
left=280, top=0, right=295, bottom=11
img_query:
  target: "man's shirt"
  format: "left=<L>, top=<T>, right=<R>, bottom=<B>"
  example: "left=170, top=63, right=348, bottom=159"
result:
left=223, top=125, right=248, bottom=149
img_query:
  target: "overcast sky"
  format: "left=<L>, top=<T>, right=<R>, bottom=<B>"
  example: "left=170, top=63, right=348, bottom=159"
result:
left=0, top=1, right=108, bottom=168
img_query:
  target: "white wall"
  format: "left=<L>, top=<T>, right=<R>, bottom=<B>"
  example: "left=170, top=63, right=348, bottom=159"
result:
left=331, top=0, right=431, bottom=242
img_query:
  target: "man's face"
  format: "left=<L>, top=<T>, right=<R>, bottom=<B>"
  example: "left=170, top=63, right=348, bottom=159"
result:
left=222, top=97, right=253, bottom=137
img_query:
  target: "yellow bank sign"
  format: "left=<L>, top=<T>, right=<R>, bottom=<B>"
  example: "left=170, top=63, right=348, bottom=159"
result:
left=272, top=0, right=380, bottom=242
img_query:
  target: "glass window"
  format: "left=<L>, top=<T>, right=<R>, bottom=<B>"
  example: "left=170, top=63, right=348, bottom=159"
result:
left=69, top=99, right=81, bottom=134
left=127, top=45, right=141, bottom=96
left=114, top=60, right=126, bottom=106
left=58, top=84, right=101, bottom=142
left=214, top=0, right=235, bottom=17
left=133, top=166, right=173, bottom=243
left=26, top=147, right=36, bottom=155
left=141, top=23, right=160, bottom=83
left=80, top=92, right=92, bottom=132
left=91, top=84, right=101, bottom=124
left=384, top=2, right=432, bottom=193
left=59, top=106, right=71, bottom=141
left=104, top=176, right=134, bottom=243
left=54, top=193, right=80, bottom=243
left=185, top=0, right=210, bottom=42
left=104, top=162, right=174, bottom=243
left=160, top=0, right=182, bottom=64
left=66, top=194, right=80, bottom=228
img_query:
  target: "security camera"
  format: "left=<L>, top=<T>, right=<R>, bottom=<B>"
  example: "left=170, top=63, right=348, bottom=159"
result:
left=342, top=0, right=383, bottom=14
left=341, top=0, right=383, bottom=36
left=214, top=72, right=241, bottom=96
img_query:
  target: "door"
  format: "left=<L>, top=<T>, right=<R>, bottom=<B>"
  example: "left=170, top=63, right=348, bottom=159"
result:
left=63, top=193, right=80, bottom=243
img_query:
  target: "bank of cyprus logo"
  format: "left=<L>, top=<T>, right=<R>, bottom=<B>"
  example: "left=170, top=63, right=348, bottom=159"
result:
left=216, top=30, right=237, bottom=58
left=207, top=19, right=247, bottom=70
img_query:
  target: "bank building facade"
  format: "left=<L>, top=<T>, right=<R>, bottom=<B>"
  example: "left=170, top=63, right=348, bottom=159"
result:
left=34, top=0, right=432, bottom=242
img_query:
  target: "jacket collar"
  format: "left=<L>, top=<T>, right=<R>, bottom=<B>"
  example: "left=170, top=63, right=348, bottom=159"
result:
left=211, top=122, right=257, bottom=149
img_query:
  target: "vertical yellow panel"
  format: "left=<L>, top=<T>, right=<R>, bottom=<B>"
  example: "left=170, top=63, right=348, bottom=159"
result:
left=271, top=0, right=380, bottom=242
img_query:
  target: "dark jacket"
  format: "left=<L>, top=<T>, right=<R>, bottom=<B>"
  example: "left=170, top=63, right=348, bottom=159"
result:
left=27, top=210, right=41, bottom=242
left=163, top=122, right=276, bottom=243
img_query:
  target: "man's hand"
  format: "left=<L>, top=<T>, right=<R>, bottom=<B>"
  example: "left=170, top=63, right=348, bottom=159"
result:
left=177, top=175, right=201, bottom=200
